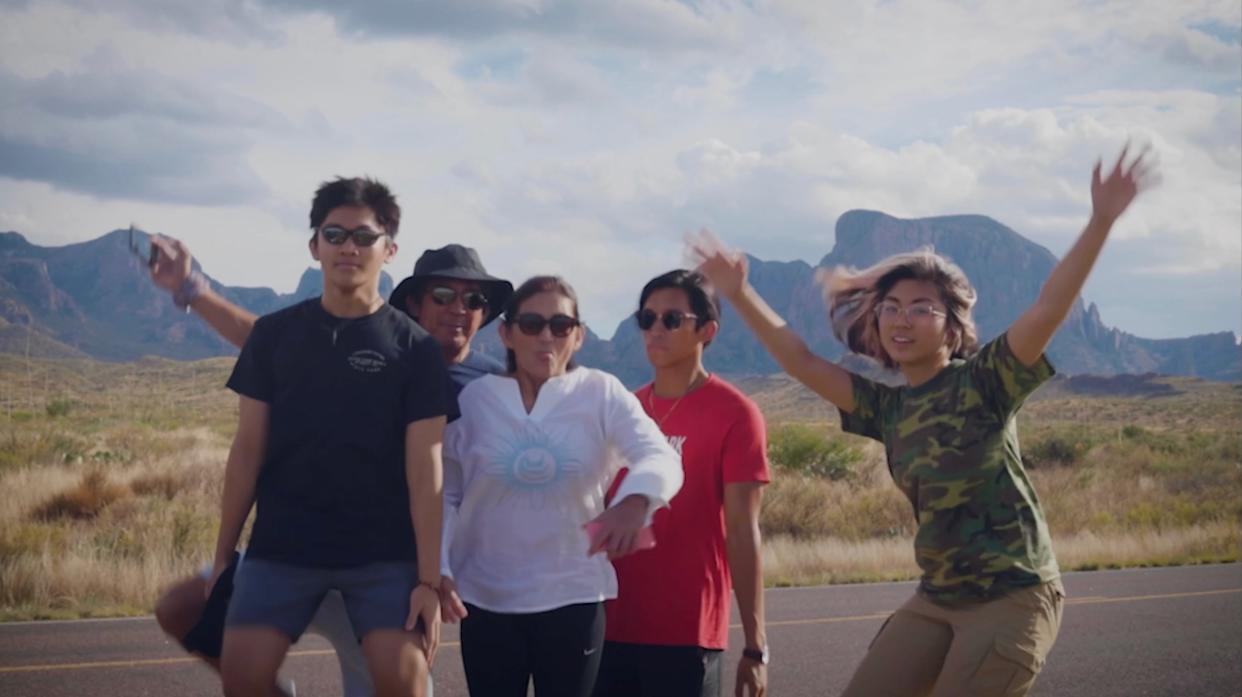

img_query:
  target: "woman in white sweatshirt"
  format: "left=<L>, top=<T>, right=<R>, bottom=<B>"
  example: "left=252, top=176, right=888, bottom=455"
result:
left=437, top=275, right=684, bottom=697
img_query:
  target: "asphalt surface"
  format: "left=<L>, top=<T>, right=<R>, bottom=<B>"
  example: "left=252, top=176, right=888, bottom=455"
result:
left=1, top=564, right=1239, bottom=696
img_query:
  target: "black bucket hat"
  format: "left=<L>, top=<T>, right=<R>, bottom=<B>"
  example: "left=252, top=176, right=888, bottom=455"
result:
left=388, top=244, right=513, bottom=327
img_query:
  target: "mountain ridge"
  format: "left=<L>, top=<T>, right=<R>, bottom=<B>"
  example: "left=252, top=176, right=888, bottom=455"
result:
left=1, top=215, right=1237, bottom=385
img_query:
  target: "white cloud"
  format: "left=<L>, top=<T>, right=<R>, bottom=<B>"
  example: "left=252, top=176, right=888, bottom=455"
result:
left=0, top=0, right=1238, bottom=341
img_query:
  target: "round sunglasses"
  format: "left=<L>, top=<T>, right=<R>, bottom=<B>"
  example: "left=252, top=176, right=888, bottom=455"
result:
left=509, top=312, right=580, bottom=338
left=319, top=225, right=389, bottom=247
left=429, top=286, right=488, bottom=311
left=635, top=308, right=700, bottom=331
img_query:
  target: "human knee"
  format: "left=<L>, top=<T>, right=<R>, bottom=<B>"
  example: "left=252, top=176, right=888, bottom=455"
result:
left=154, top=580, right=205, bottom=639
left=364, top=634, right=429, bottom=697
left=220, top=665, right=273, bottom=697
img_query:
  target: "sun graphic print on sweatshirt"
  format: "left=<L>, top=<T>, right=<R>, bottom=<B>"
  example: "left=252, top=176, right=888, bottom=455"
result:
left=480, top=420, right=587, bottom=510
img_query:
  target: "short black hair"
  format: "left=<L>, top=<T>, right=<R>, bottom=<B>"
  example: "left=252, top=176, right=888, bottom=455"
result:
left=309, top=177, right=401, bottom=238
left=638, top=269, right=721, bottom=330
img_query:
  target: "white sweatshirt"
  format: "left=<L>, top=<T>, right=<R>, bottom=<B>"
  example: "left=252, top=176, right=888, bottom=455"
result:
left=441, top=367, right=683, bottom=613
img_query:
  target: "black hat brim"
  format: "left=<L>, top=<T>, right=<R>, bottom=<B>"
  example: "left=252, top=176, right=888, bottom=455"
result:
left=389, top=271, right=513, bottom=327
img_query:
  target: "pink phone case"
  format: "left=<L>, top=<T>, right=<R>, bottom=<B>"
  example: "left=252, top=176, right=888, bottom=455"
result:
left=585, top=521, right=657, bottom=552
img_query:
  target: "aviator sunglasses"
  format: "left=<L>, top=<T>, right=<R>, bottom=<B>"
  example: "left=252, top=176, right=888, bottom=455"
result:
left=430, top=286, right=489, bottom=311
left=319, top=225, right=389, bottom=247
left=510, top=313, right=580, bottom=338
left=635, top=308, right=700, bottom=331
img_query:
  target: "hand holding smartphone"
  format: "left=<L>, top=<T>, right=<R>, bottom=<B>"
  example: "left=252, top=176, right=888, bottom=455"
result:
left=585, top=520, right=656, bottom=559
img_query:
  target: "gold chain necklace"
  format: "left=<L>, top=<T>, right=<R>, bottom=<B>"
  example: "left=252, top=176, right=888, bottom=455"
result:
left=646, top=374, right=708, bottom=428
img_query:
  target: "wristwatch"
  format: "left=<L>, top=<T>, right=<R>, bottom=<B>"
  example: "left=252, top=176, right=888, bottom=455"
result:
left=742, top=646, right=769, bottom=664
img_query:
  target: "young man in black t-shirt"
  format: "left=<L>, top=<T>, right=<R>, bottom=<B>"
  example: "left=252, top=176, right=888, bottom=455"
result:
left=212, top=177, right=451, bottom=697
left=147, top=224, right=513, bottom=697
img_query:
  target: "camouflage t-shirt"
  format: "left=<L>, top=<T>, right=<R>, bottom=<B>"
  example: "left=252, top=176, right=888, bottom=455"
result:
left=840, top=332, right=1059, bottom=605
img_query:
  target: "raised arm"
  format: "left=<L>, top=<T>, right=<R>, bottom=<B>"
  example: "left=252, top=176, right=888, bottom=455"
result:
left=210, top=395, right=268, bottom=593
left=149, top=235, right=259, bottom=349
left=690, top=232, right=856, bottom=413
left=1008, top=147, right=1154, bottom=366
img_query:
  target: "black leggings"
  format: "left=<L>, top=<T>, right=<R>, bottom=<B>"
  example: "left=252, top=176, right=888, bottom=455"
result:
left=460, top=601, right=606, bottom=697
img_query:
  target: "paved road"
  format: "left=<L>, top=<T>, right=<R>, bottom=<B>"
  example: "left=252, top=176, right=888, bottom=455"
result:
left=2, top=564, right=1239, bottom=696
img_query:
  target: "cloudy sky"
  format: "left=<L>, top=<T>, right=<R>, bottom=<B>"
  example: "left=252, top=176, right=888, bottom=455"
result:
left=1, top=0, right=1239, bottom=340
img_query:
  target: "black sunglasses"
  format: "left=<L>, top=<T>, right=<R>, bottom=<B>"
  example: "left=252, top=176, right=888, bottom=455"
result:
left=429, top=286, right=488, bottom=311
left=635, top=308, right=700, bottom=331
left=319, top=225, right=389, bottom=247
left=511, top=313, right=580, bottom=338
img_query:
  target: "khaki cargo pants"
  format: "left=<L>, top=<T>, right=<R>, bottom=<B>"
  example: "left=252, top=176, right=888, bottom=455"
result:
left=841, top=579, right=1064, bottom=697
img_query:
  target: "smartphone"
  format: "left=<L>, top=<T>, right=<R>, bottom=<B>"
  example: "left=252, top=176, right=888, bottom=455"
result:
left=585, top=521, right=657, bottom=556
left=127, top=224, right=159, bottom=268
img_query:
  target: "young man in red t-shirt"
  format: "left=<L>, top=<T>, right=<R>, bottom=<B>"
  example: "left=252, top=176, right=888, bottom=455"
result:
left=597, top=269, right=771, bottom=697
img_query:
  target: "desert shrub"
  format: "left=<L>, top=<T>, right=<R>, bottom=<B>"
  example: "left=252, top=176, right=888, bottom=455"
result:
left=32, top=470, right=131, bottom=521
left=45, top=399, right=75, bottom=418
left=1023, top=428, right=1096, bottom=468
left=0, top=429, right=91, bottom=470
left=768, top=424, right=862, bottom=480
left=1120, top=425, right=1182, bottom=454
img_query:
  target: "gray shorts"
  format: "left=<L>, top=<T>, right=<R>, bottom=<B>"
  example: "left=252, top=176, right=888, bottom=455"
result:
left=225, top=557, right=420, bottom=643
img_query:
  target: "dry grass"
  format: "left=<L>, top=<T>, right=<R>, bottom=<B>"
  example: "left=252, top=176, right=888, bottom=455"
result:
left=0, top=421, right=227, bottom=618
left=764, top=522, right=1242, bottom=587
left=764, top=535, right=919, bottom=587
left=32, top=470, right=131, bottom=521
left=0, top=354, right=1239, bottom=620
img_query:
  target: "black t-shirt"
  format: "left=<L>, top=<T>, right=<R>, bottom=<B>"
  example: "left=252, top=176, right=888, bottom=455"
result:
left=227, top=298, right=455, bottom=567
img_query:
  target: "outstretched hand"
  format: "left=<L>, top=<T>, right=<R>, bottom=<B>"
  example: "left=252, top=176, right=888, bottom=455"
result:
left=685, top=229, right=748, bottom=300
left=148, top=234, right=193, bottom=293
left=585, top=494, right=649, bottom=559
left=1091, top=143, right=1157, bottom=226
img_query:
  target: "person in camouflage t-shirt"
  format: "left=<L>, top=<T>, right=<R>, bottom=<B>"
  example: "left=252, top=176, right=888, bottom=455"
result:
left=841, top=333, right=1059, bottom=604
left=692, top=146, right=1154, bottom=696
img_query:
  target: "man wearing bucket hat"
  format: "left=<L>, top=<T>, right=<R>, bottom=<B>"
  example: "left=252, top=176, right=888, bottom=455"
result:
left=142, top=234, right=512, bottom=697
left=388, top=244, right=513, bottom=393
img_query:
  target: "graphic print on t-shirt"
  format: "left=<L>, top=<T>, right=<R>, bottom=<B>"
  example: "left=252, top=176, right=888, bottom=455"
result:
left=347, top=349, right=388, bottom=374
left=666, top=435, right=687, bottom=456
left=482, top=421, right=586, bottom=510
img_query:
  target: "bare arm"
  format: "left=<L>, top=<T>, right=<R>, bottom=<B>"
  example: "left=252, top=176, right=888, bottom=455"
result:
left=726, top=482, right=768, bottom=696
left=691, top=235, right=855, bottom=413
left=149, top=235, right=258, bottom=348
left=1008, top=148, right=1153, bottom=366
left=404, top=415, right=446, bottom=663
left=210, top=395, right=269, bottom=587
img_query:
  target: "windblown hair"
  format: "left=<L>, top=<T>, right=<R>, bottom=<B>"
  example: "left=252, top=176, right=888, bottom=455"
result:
left=501, top=275, right=581, bottom=374
left=817, top=248, right=979, bottom=369
left=309, top=176, right=401, bottom=237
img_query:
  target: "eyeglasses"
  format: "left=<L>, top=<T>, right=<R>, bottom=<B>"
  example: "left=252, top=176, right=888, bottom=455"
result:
left=635, top=309, right=700, bottom=331
left=429, top=286, right=488, bottom=311
left=319, top=225, right=389, bottom=247
left=511, top=313, right=580, bottom=338
left=874, top=302, right=947, bottom=323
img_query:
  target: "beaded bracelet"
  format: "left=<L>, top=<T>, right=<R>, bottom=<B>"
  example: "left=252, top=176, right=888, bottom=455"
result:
left=172, top=270, right=209, bottom=312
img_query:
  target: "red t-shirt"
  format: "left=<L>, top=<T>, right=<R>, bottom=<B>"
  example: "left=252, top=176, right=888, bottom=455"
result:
left=604, top=375, right=770, bottom=649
